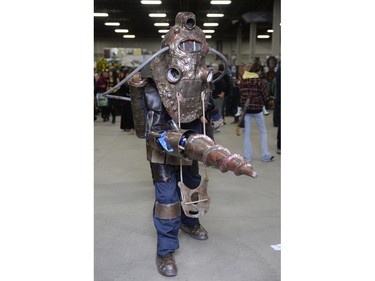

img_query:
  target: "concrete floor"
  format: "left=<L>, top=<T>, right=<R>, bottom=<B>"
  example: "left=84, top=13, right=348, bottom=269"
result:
left=94, top=113, right=280, bottom=281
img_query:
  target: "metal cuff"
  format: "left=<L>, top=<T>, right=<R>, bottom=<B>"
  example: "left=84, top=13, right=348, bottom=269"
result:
left=154, top=201, right=181, bottom=220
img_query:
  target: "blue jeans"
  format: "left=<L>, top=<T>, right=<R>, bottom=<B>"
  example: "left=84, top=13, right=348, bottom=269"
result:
left=243, top=112, right=272, bottom=161
left=153, top=162, right=201, bottom=256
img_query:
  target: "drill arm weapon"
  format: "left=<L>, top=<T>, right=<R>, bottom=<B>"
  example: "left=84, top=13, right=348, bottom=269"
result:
left=148, top=129, right=257, bottom=178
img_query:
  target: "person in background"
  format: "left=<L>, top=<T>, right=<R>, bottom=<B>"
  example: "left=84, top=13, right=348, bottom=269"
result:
left=118, top=69, right=135, bottom=133
left=230, top=78, right=242, bottom=124
left=251, top=58, right=270, bottom=116
left=203, top=93, right=221, bottom=141
left=94, top=69, right=98, bottom=121
left=239, top=62, right=274, bottom=162
left=275, top=63, right=281, bottom=154
left=109, top=69, right=122, bottom=124
left=211, top=63, right=226, bottom=131
left=96, top=70, right=110, bottom=122
left=218, top=63, right=232, bottom=124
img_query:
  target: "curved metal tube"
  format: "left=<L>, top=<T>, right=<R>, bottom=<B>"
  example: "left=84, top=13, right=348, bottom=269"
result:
left=209, top=47, right=229, bottom=83
left=102, top=46, right=169, bottom=96
left=103, top=46, right=227, bottom=95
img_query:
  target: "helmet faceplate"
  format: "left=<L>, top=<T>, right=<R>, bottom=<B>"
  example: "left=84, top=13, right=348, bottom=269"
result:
left=151, top=12, right=212, bottom=123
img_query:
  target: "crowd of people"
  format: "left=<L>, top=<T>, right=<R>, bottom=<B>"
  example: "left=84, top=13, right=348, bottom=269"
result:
left=93, top=56, right=281, bottom=155
left=208, top=57, right=281, bottom=161
left=94, top=67, right=135, bottom=133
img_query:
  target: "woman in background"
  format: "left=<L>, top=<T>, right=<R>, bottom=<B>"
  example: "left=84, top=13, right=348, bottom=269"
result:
left=239, top=62, right=274, bottom=162
left=96, top=70, right=110, bottom=122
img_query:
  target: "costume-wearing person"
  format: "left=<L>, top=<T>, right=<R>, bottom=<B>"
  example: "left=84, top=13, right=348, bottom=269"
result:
left=240, top=69, right=274, bottom=162
left=103, top=12, right=257, bottom=277
left=131, top=71, right=228, bottom=277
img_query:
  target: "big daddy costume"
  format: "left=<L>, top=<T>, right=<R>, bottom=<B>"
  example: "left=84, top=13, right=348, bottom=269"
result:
left=103, top=12, right=257, bottom=277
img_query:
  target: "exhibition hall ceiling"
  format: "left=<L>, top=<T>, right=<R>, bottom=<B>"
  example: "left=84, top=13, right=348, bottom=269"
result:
left=94, top=0, right=277, bottom=42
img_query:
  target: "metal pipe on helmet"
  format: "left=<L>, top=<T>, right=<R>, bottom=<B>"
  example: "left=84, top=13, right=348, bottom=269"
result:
left=102, top=46, right=169, bottom=97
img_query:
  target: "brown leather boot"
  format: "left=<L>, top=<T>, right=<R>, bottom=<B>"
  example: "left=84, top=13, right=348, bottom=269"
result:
left=180, top=223, right=208, bottom=240
left=156, top=252, right=177, bottom=277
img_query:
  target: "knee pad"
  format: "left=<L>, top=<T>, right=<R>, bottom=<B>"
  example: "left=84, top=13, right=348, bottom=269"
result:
left=154, top=201, right=181, bottom=220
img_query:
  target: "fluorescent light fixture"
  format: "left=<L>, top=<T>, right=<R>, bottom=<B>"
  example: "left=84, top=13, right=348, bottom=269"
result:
left=141, top=0, right=162, bottom=4
left=149, top=13, right=166, bottom=17
left=94, top=13, right=108, bottom=17
left=123, top=35, right=135, bottom=38
left=202, top=29, right=215, bottom=33
left=257, top=35, right=270, bottom=39
left=203, top=23, right=219, bottom=27
left=158, top=29, right=169, bottom=33
left=115, top=29, right=129, bottom=33
left=211, top=1, right=231, bottom=4
left=207, top=13, right=224, bottom=17
left=205, top=35, right=212, bottom=39
left=105, top=22, right=120, bottom=26
left=154, top=23, right=170, bottom=26
left=267, top=29, right=274, bottom=33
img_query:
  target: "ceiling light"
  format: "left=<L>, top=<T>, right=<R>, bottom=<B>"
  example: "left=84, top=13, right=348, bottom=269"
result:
left=141, top=0, right=162, bottom=4
left=267, top=29, right=274, bottom=33
left=210, top=1, right=231, bottom=4
left=94, top=13, right=108, bottom=17
left=203, top=23, right=219, bottom=27
left=158, top=29, right=169, bottom=33
left=257, top=35, right=270, bottom=39
left=207, top=13, right=224, bottom=17
left=202, top=30, right=215, bottom=33
left=105, top=22, right=120, bottom=26
left=205, top=35, right=212, bottom=39
left=154, top=23, right=170, bottom=26
left=115, top=29, right=129, bottom=33
left=149, top=13, right=166, bottom=17
left=123, top=35, right=135, bottom=38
